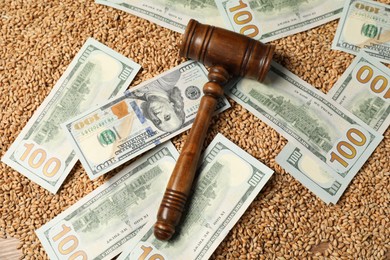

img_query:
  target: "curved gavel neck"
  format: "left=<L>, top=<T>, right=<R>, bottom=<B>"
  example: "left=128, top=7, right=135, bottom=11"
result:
left=204, top=66, right=243, bottom=97
left=203, top=66, right=230, bottom=97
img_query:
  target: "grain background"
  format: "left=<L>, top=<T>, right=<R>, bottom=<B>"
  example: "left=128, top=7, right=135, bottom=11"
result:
left=0, top=0, right=389, bottom=259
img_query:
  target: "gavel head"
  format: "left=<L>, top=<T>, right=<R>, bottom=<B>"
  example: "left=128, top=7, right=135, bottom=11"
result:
left=180, top=19, right=274, bottom=82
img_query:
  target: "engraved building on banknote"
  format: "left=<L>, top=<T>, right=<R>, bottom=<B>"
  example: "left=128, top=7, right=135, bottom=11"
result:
left=353, top=97, right=385, bottom=126
left=32, top=62, right=95, bottom=144
left=68, top=166, right=163, bottom=233
left=250, top=90, right=332, bottom=152
left=249, top=0, right=310, bottom=12
left=169, top=0, right=216, bottom=9
left=181, top=160, right=220, bottom=232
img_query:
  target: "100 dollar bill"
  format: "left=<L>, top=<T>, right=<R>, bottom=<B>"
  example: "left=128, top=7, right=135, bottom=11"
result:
left=329, top=51, right=390, bottom=134
left=96, top=0, right=225, bottom=33
left=276, top=145, right=345, bottom=204
left=332, top=0, right=390, bottom=64
left=63, top=61, right=230, bottom=179
left=216, top=0, right=344, bottom=42
left=118, top=133, right=274, bottom=260
left=1, top=38, right=140, bottom=193
left=228, top=62, right=383, bottom=184
left=277, top=51, right=389, bottom=204
left=36, top=142, right=178, bottom=260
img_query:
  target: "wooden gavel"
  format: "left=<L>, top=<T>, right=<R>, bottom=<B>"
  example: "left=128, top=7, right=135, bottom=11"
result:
left=154, top=19, right=275, bottom=240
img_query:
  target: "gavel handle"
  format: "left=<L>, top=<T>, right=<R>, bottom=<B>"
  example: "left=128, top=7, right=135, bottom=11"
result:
left=154, top=66, right=229, bottom=241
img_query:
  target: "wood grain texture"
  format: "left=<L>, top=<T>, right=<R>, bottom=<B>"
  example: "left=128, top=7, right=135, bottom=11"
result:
left=154, top=67, right=229, bottom=241
left=0, top=237, right=22, bottom=260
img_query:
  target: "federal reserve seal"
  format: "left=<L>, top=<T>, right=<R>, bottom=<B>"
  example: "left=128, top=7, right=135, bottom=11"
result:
left=185, top=86, right=201, bottom=100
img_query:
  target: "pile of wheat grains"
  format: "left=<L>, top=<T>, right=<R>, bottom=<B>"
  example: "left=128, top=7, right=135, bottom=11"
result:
left=1, top=0, right=389, bottom=259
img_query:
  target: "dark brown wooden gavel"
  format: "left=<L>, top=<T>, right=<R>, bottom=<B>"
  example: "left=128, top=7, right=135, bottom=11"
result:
left=154, top=19, right=275, bottom=240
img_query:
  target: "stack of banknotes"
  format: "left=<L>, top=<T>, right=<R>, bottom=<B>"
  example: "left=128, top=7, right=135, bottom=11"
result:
left=2, top=36, right=274, bottom=259
left=90, top=0, right=390, bottom=203
left=235, top=52, right=388, bottom=204
left=96, top=0, right=389, bottom=62
left=96, top=0, right=390, bottom=203
left=35, top=134, right=273, bottom=259
left=1, top=36, right=274, bottom=259
left=2, top=0, right=389, bottom=259
left=96, top=0, right=345, bottom=42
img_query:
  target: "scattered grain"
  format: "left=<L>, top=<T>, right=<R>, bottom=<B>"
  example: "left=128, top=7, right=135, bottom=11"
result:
left=1, top=0, right=389, bottom=259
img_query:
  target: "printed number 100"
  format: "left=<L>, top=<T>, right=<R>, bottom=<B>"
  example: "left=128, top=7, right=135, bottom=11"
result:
left=52, top=224, right=87, bottom=259
left=355, top=64, right=389, bottom=99
left=330, top=128, right=367, bottom=168
left=138, top=245, right=165, bottom=260
left=228, top=0, right=259, bottom=38
left=20, top=143, right=61, bottom=177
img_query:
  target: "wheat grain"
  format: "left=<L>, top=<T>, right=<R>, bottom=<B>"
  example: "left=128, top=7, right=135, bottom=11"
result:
left=1, top=0, right=389, bottom=259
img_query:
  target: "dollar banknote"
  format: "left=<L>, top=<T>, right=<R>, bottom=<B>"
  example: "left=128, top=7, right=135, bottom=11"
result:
left=216, top=0, right=344, bottom=42
left=96, top=0, right=225, bottom=33
left=117, top=133, right=274, bottom=260
left=1, top=38, right=140, bottom=193
left=35, top=142, right=178, bottom=260
left=329, top=51, right=390, bottom=134
left=276, top=145, right=345, bottom=204
left=62, top=61, right=230, bottom=179
left=276, top=51, right=389, bottom=204
left=332, top=0, right=390, bottom=64
left=228, top=62, right=383, bottom=185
